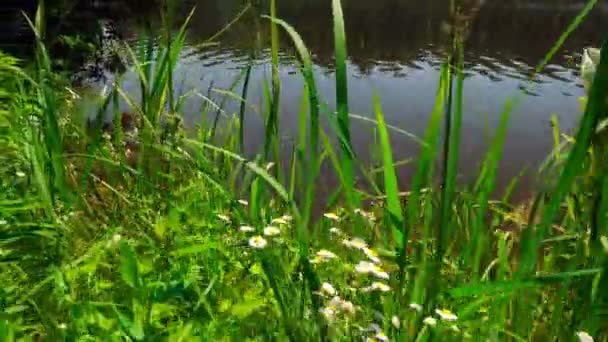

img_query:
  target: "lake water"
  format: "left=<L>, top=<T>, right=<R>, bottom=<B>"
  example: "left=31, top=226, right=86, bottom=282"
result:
left=92, top=0, right=607, bottom=202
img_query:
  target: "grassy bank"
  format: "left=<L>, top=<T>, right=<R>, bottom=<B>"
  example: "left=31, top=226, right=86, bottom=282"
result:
left=1, top=0, right=608, bottom=340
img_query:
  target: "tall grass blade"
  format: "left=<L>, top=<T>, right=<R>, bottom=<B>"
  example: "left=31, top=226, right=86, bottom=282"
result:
left=239, top=63, right=253, bottom=153
left=372, top=93, right=404, bottom=245
left=332, top=0, right=357, bottom=210
left=518, top=39, right=608, bottom=277
left=438, top=43, right=464, bottom=261
left=400, top=65, right=449, bottom=281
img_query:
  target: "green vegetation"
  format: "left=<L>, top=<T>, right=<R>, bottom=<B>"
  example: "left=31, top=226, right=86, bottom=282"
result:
left=1, top=0, right=608, bottom=340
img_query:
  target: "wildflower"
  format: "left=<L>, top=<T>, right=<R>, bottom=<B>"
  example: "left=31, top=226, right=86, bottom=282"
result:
left=311, top=250, right=337, bottom=264
left=248, top=236, right=268, bottom=249
left=238, top=199, right=249, bottom=206
left=435, top=308, right=458, bottom=321
left=355, top=261, right=389, bottom=279
left=320, top=282, right=337, bottom=296
left=323, top=212, right=340, bottom=221
left=112, top=234, right=122, bottom=244
left=391, top=315, right=401, bottom=329
left=355, top=208, right=376, bottom=222
left=342, top=237, right=368, bottom=250
left=409, top=303, right=423, bottom=312
left=310, top=256, right=324, bottom=264
left=368, top=323, right=382, bottom=333
left=281, top=214, right=293, bottom=222
left=320, top=306, right=336, bottom=322
left=328, top=296, right=356, bottom=315
left=363, top=247, right=381, bottom=263
left=217, top=214, right=231, bottom=223
left=423, top=316, right=437, bottom=327
left=577, top=332, right=594, bottom=342
left=370, top=282, right=391, bottom=292
left=15, top=171, right=26, bottom=178
left=239, top=225, right=255, bottom=233
left=339, top=299, right=356, bottom=315
left=329, top=227, right=343, bottom=235
left=263, top=226, right=281, bottom=237
left=373, top=331, right=389, bottom=342
left=271, top=217, right=289, bottom=225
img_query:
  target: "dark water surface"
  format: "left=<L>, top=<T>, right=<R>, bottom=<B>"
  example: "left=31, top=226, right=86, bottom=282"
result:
left=98, top=0, right=608, bottom=202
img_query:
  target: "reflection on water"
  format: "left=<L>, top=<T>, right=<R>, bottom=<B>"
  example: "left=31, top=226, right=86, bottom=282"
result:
left=103, top=0, right=607, bottom=202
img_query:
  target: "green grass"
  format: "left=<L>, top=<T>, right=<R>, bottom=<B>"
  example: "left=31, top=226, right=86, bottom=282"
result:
left=1, top=0, right=608, bottom=340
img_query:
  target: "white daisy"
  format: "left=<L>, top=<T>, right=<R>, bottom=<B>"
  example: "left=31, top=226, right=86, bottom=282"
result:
left=391, top=315, right=400, bottom=329
left=316, top=249, right=337, bottom=260
left=239, top=225, right=256, bottom=233
left=435, top=308, right=458, bottom=321
left=217, top=214, right=231, bottom=223
left=355, top=261, right=389, bottom=279
left=248, top=236, right=268, bottom=249
left=320, top=306, right=336, bottom=322
left=15, top=171, right=26, bottom=178
left=238, top=199, right=249, bottom=206
left=342, top=237, right=368, bottom=250
left=323, top=212, right=340, bottom=221
left=423, top=316, right=437, bottom=327
left=271, top=217, right=289, bottom=225
left=363, top=247, right=381, bottom=263
left=320, top=282, right=337, bottom=296
left=409, top=303, right=423, bottom=312
left=328, top=296, right=356, bottom=315
left=370, top=282, right=391, bottom=292
left=112, top=234, right=122, bottom=244
left=329, top=227, right=343, bottom=235
left=263, top=226, right=281, bottom=236
left=577, top=332, right=594, bottom=342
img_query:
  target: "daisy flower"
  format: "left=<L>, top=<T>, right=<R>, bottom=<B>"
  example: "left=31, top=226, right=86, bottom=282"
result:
left=409, top=303, right=423, bottom=312
left=320, top=282, right=337, bottom=296
left=217, top=214, right=231, bottom=223
left=436, top=308, right=458, bottom=321
left=577, top=332, right=594, bottom=342
left=239, top=225, right=256, bottom=233
left=355, top=261, right=389, bottom=279
left=342, top=237, right=368, bottom=250
left=323, top=212, right=340, bottom=221
left=423, top=316, right=437, bottom=327
left=363, top=247, right=381, bottom=263
left=391, top=315, right=400, bottom=329
left=263, top=226, right=281, bottom=236
left=249, top=236, right=268, bottom=249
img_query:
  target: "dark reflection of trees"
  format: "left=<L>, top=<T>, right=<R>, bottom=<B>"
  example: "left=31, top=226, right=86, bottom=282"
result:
left=168, top=0, right=606, bottom=79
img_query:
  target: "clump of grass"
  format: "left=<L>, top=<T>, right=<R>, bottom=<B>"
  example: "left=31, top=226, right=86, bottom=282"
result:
left=1, top=0, right=608, bottom=340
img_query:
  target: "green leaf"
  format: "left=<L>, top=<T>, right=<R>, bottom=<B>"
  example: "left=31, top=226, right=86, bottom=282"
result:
left=120, top=241, right=139, bottom=288
left=372, top=92, right=404, bottom=246
left=230, top=298, right=266, bottom=319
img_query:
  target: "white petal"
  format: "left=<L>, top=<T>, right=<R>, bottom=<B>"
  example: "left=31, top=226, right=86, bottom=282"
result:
left=577, top=332, right=594, bottom=342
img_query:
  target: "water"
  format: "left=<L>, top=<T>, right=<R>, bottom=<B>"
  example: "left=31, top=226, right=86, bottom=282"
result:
left=90, top=0, right=608, bottom=202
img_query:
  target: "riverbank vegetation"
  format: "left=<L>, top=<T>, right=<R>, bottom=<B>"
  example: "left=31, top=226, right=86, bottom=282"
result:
left=1, top=0, right=608, bottom=340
